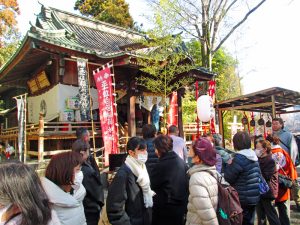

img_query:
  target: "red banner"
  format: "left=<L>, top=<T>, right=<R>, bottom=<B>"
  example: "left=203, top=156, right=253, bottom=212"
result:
left=208, top=80, right=216, bottom=134
left=167, top=92, right=178, bottom=127
left=93, top=66, right=118, bottom=166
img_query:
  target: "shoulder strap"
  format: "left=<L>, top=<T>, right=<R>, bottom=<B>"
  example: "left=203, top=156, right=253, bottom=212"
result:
left=279, top=139, right=290, bottom=150
left=204, top=170, right=222, bottom=183
left=274, top=160, right=289, bottom=177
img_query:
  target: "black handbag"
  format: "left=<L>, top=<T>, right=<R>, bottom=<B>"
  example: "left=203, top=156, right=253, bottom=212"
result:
left=278, top=173, right=293, bottom=189
left=276, top=162, right=294, bottom=189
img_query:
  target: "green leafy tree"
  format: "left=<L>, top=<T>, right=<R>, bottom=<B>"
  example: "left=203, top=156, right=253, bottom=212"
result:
left=183, top=40, right=242, bottom=140
left=0, top=0, right=20, bottom=67
left=147, top=0, right=266, bottom=70
left=74, top=0, right=134, bottom=28
left=136, top=16, right=194, bottom=129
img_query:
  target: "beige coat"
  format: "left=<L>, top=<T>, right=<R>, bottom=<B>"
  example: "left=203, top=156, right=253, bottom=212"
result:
left=186, top=164, right=219, bottom=225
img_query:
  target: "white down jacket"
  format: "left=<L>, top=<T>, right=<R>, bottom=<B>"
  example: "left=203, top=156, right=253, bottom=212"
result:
left=186, top=164, right=219, bottom=225
left=41, top=177, right=87, bottom=225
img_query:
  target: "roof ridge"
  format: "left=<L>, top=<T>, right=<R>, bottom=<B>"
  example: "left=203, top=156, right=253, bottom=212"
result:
left=48, top=6, right=143, bottom=37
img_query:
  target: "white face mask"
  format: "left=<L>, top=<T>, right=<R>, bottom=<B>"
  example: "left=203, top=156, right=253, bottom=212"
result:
left=0, top=204, right=12, bottom=224
left=137, top=153, right=148, bottom=163
left=72, top=171, right=84, bottom=190
left=255, top=149, right=263, bottom=158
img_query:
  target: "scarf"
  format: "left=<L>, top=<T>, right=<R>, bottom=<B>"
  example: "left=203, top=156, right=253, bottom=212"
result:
left=125, top=155, right=155, bottom=208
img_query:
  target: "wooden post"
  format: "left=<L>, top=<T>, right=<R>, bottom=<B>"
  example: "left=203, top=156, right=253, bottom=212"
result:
left=271, top=95, right=276, bottom=118
left=124, top=122, right=129, bottom=143
left=127, top=94, right=136, bottom=137
left=177, top=90, right=184, bottom=138
left=218, top=108, right=225, bottom=148
left=38, top=113, right=44, bottom=162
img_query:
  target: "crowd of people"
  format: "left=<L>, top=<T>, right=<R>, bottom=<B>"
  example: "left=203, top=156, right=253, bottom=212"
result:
left=0, top=119, right=299, bottom=225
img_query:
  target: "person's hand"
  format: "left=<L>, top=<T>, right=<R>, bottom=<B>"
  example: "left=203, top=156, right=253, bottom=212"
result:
left=227, top=158, right=233, bottom=165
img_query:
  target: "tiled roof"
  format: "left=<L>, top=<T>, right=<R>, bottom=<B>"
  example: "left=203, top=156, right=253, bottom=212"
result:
left=29, top=5, right=144, bottom=57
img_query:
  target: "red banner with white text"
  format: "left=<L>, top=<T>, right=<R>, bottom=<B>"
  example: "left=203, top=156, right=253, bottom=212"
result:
left=93, top=66, right=118, bottom=166
left=208, top=80, right=216, bottom=134
left=167, top=92, right=178, bottom=127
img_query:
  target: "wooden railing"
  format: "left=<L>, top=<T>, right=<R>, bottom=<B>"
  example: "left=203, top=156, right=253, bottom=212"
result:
left=0, top=121, right=102, bottom=139
left=183, top=122, right=210, bottom=134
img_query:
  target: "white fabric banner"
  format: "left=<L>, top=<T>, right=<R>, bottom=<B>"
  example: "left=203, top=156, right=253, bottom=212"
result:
left=28, top=83, right=99, bottom=123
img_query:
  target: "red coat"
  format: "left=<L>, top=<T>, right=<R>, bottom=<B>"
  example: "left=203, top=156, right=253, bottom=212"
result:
left=272, top=146, right=297, bottom=202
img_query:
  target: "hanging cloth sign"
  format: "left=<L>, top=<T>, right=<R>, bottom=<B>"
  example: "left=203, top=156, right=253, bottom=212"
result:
left=16, top=97, right=25, bottom=162
left=77, top=58, right=90, bottom=121
left=93, top=64, right=118, bottom=166
left=167, top=92, right=178, bottom=127
left=208, top=80, right=216, bottom=134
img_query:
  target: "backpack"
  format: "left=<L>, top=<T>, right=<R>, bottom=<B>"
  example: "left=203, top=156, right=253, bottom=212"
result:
left=207, top=171, right=243, bottom=225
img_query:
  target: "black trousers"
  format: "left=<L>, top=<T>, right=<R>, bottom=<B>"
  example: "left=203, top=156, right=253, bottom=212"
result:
left=242, top=205, right=256, bottom=225
left=152, top=204, right=186, bottom=225
left=275, top=201, right=290, bottom=225
left=85, top=212, right=100, bottom=225
left=256, top=199, right=281, bottom=225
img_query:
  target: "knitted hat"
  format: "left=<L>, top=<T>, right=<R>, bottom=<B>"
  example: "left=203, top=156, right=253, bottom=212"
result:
left=193, top=137, right=217, bottom=166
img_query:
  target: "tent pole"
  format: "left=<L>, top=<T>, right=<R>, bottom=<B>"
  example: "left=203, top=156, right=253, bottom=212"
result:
left=271, top=95, right=276, bottom=118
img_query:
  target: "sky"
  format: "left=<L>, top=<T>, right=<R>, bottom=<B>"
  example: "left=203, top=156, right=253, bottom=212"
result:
left=16, top=0, right=300, bottom=95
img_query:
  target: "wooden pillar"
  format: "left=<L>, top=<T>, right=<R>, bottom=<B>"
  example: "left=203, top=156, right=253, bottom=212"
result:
left=177, top=91, right=184, bottom=138
left=271, top=95, right=276, bottom=118
left=38, top=113, right=44, bottom=162
left=218, top=109, right=225, bottom=148
left=127, top=94, right=136, bottom=137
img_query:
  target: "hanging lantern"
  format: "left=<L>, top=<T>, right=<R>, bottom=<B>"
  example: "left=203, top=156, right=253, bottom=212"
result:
left=197, top=95, right=213, bottom=122
left=249, top=112, right=255, bottom=127
left=266, top=114, right=272, bottom=127
left=258, top=113, right=265, bottom=126
left=242, top=116, right=248, bottom=125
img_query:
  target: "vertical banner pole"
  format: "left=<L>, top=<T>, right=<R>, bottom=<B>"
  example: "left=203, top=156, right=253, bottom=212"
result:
left=111, top=60, right=119, bottom=154
left=86, top=62, right=97, bottom=158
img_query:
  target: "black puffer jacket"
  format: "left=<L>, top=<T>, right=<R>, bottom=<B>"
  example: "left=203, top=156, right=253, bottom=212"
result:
left=258, top=154, right=278, bottom=199
left=106, top=164, right=152, bottom=225
left=145, top=138, right=158, bottom=176
left=224, top=149, right=260, bottom=206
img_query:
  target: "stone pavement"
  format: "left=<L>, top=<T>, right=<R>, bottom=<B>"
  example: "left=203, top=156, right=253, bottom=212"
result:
left=290, top=202, right=300, bottom=225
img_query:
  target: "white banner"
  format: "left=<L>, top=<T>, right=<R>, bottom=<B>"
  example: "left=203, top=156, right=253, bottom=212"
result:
left=16, top=97, right=25, bottom=162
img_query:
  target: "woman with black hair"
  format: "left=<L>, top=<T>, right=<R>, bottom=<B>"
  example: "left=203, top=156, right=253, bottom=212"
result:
left=150, top=135, right=188, bottom=225
left=107, top=137, right=153, bottom=225
left=0, top=161, right=59, bottom=225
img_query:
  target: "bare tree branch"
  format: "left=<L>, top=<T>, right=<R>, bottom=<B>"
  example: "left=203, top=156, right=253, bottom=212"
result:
left=212, top=0, right=266, bottom=54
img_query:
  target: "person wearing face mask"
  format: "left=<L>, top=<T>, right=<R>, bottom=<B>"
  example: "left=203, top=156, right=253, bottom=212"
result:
left=41, top=152, right=87, bottom=225
left=266, top=135, right=297, bottom=225
left=106, top=137, right=153, bottom=225
left=72, top=140, right=104, bottom=225
left=150, top=135, right=188, bottom=225
left=185, top=137, right=218, bottom=225
left=0, top=161, right=60, bottom=225
left=255, top=140, right=280, bottom=225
